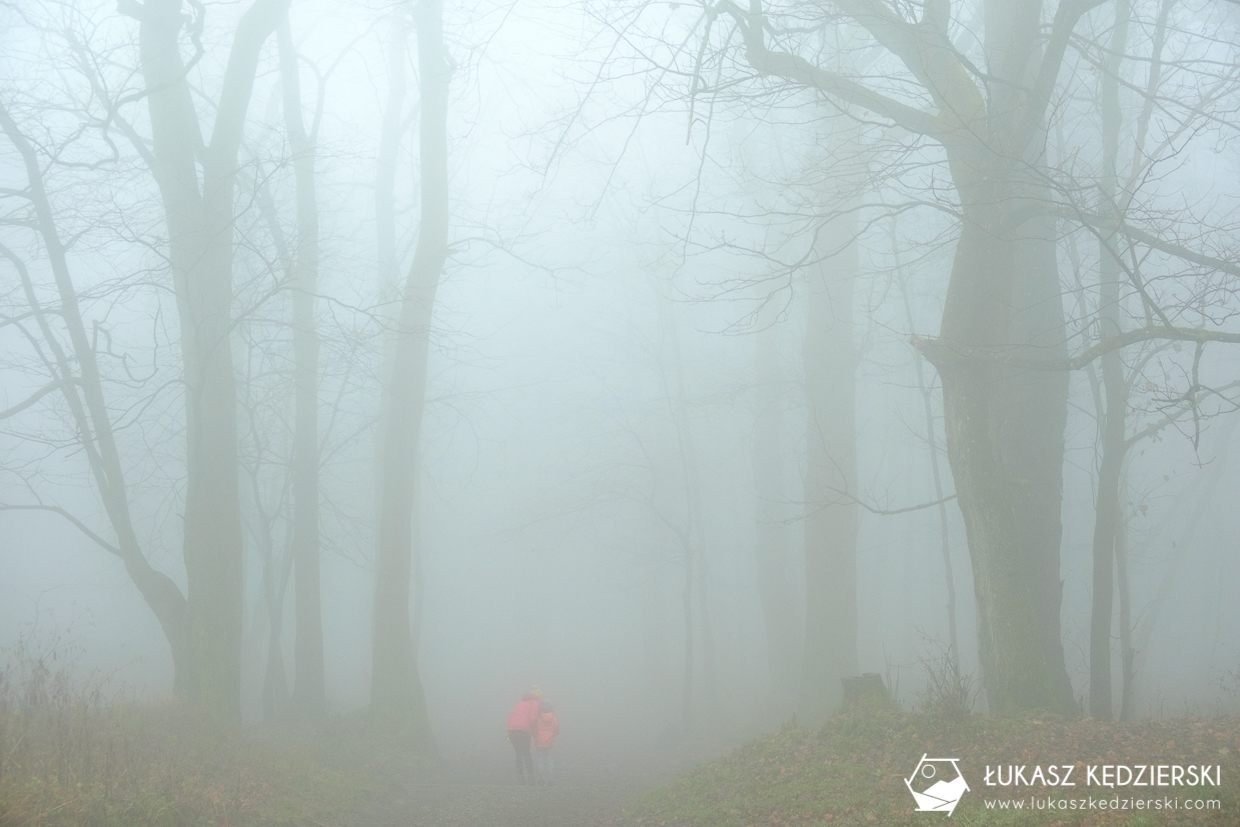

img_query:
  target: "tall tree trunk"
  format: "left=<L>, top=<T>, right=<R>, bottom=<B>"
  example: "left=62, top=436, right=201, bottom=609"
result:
left=1115, top=478, right=1135, bottom=721
left=1130, top=415, right=1238, bottom=703
left=0, top=105, right=190, bottom=681
left=896, top=236, right=959, bottom=672
left=1088, top=0, right=1131, bottom=721
left=681, top=548, right=694, bottom=731
left=136, top=0, right=291, bottom=719
left=1088, top=364, right=1126, bottom=719
left=376, top=11, right=409, bottom=302
left=926, top=157, right=1075, bottom=715
left=680, top=370, right=714, bottom=710
left=751, top=315, right=800, bottom=715
left=932, top=0, right=1077, bottom=717
left=660, top=297, right=705, bottom=731
left=721, top=0, right=1106, bottom=717
left=259, top=518, right=294, bottom=719
left=370, top=0, right=446, bottom=751
left=278, top=16, right=326, bottom=720
left=373, top=9, right=419, bottom=657
left=799, top=199, right=858, bottom=722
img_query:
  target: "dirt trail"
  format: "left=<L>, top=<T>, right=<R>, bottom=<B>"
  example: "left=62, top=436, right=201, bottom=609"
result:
left=351, top=779, right=641, bottom=827
left=343, top=738, right=731, bottom=827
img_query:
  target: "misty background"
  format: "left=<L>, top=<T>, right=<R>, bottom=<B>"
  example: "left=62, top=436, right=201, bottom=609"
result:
left=2, top=0, right=1239, bottom=773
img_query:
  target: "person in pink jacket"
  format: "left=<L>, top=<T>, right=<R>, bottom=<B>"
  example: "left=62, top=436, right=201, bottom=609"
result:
left=506, top=686, right=543, bottom=784
left=532, top=700, right=560, bottom=785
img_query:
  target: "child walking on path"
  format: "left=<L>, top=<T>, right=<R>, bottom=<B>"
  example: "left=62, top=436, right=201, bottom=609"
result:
left=533, top=700, right=560, bottom=785
left=506, top=686, right=544, bottom=784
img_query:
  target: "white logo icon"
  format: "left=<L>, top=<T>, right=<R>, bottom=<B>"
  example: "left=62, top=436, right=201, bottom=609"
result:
left=905, top=754, right=969, bottom=816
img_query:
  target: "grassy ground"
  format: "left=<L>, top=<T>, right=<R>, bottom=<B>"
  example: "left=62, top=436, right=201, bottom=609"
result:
left=629, top=700, right=1240, bottom=827
left=4, top=643, right=1236, bottom=827
left=0, top=643, right=443, bottom=827
left=0, top=696, right=434, bottom=827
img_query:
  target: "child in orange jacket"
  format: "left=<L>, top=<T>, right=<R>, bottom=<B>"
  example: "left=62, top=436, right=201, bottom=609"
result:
left=532, top=700, right=560, bottom=784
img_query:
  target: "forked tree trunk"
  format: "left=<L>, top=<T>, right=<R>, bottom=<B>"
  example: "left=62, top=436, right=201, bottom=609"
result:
left=136, top=0, right=291, bottom=718
left=370, top=0, right=446, bottom=751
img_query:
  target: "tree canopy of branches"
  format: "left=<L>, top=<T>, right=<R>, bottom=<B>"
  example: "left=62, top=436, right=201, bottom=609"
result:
left=604, top=0, right=1240, bottom=715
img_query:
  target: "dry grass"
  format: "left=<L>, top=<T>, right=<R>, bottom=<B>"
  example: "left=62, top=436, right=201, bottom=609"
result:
left=0, top=641, right=408, bottom=827
left=631, top=701, right=1240, bottom=827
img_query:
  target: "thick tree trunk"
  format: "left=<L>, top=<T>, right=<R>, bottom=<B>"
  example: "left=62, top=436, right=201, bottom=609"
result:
left=752, top=316, right=800, bottom=715
left=370, top=0, right=446, bottom=751
left=278, top=18, right=326, bottom=720
left=137, top=0, right=291, bottom=718
left=932, top=0, right=1076, bottom=717
left=928, top=158, right=1075, bottom=715
left=799, top=205, right=858, bottom=722
left=178, top=203, right=245, bottom=719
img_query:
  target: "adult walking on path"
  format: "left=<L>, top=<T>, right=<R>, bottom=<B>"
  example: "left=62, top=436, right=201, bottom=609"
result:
left=506, top=686, right=544, bottom=784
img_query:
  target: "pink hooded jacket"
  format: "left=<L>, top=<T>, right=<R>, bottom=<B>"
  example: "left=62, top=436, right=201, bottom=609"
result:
left=507, top=693, right=541, bottom=732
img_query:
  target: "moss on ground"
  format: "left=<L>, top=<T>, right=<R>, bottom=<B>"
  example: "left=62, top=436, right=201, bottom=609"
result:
left=630, top=705, right=1239, bottom=827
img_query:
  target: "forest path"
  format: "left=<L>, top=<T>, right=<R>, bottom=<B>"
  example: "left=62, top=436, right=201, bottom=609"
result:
left=343, top=739, right=727, bottom=827
left=350, top=778, right=641, bottom=827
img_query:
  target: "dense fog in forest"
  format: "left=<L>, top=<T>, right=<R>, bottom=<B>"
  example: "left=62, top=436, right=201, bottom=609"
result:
left=2, top=0, right=1239, bottom=792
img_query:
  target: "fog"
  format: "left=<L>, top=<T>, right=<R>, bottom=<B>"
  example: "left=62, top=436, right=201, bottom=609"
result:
left=2, top=0, right=1240, bottom=793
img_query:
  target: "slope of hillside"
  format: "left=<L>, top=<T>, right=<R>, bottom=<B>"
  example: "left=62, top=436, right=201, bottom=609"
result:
left=630, top=703, right=1239, bottom=827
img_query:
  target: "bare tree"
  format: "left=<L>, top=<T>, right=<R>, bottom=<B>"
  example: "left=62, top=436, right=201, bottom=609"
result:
left=894, top=219, right=960, bottom=675
left=799, top=158, right=860, bottom=721
left=115, top=0, right=293, bottom=719
left=750, top=305, right=801, bottom=716
left=641, top=0, right=1240, bottom=714
left=370, top=0, right=448, bottom=749
left=276, top=12, right=326, bottom=720
left=0, top=101, right=188, bottom=694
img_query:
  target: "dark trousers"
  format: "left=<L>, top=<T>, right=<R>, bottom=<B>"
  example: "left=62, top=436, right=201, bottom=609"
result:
left=509, top=730, right=534, bottom=781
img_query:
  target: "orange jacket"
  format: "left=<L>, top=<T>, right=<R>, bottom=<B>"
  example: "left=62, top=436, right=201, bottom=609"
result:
left=533, top=710, right=559, bottom=748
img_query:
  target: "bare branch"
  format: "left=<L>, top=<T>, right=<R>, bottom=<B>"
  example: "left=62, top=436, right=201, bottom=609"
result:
left=0, top=504, right=122, bottom=557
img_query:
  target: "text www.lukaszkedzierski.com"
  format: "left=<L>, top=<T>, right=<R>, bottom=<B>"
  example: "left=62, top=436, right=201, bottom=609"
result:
left=983, top=796, right=1221, bottom=811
